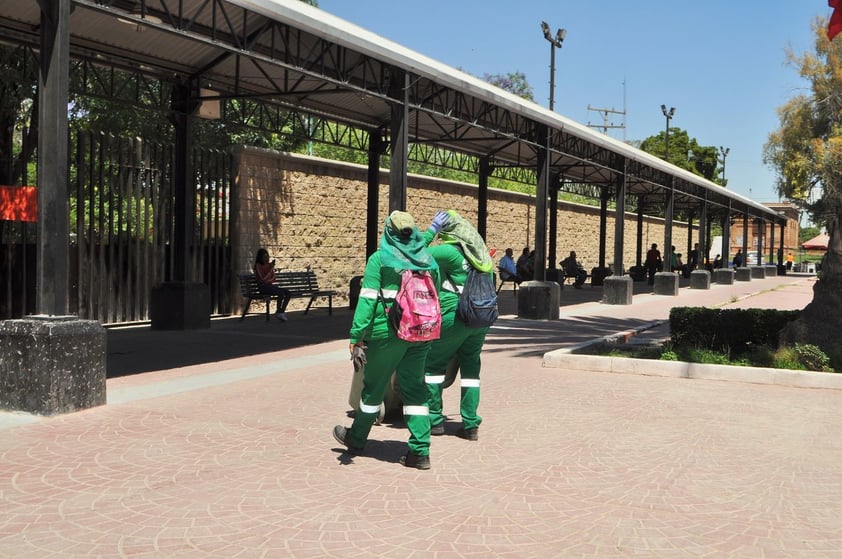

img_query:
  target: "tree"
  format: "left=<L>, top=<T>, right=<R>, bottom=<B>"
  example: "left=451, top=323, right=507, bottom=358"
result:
left=639, top=128, right=723, bottom=183
left=0, top=45, right=38, bottom=185
left=763, top=16, right=842, bottom=366
left=482, top=71, right=535, bottom=102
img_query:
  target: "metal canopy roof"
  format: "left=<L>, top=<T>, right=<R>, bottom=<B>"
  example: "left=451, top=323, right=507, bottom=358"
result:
left=1, top=0, right=784, bottom=224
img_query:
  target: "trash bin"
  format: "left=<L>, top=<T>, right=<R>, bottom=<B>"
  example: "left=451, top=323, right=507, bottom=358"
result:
left=349, top=275, right=363, bottom=310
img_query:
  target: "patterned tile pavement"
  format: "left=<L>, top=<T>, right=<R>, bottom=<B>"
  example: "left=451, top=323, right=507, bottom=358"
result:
left=2, top=274, right=841, bottom=558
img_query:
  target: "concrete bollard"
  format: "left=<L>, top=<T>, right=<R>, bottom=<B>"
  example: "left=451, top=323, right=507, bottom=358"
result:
left=653, top=272, right=679, bottom=296
left=735, top=268, right=752, bottom=281
left=603, top=275, right=633, bottom=305
left=517, top=281, right=560, bottom=320
left=714, top=269, right=735, bottom=285
left=0, top=316, right=106, bottom=415
left=750, top=266, right=767, bottom=279
left=689, top=269, right=711, bottom=289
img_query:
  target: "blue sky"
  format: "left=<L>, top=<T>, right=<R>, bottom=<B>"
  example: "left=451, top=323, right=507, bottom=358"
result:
left=316, top=0, right=828, bottom=204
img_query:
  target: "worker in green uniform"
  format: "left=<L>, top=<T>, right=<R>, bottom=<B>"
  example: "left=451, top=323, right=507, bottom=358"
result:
left=423, top=210, right=494, bottom=441
left=332, top=210, right=444, bottom=470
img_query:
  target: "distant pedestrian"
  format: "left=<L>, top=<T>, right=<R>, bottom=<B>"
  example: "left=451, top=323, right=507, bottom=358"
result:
left=645, top=243, right=662, bottom=285
left=733, top=249, right=744, bottom=268
left=253, top=248, right=290, bottom=321
left=333, top=210, right=441, bottom=470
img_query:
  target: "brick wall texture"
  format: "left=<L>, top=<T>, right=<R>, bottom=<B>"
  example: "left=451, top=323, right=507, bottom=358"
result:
left=233, top=148, right=693, bottom=312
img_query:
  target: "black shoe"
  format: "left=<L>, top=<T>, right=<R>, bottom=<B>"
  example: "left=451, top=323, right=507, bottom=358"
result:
left=456, top=427, right=478, bottom=441
left=332, top=425, right=363, bottom=455
left=399, top=453, right=431, bottom=470
left=430, top=423, right=445, bottom=436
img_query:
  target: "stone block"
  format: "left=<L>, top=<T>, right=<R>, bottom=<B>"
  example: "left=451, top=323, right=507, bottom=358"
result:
left=689, top=270, right=711, bottom=289
left=150, top=281, right=211, bottom=330
left=653, top=272, right=679, bottom=296
left=714, top=269, right=735, bottom=285
left=602, top=275, right=633, bottom=305
left=735, top=267, right=752, bottom=281
left=517, top=281, right=560, bottom=320
left=764, top=265, right=778, bottom=277
left=0, top=316, right=106, bottom=415
left=750, top=266, right=767, bottom=279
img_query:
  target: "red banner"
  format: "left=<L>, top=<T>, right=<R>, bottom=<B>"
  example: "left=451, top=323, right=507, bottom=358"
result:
left=830, top=0, right=842, bottom=41
left=0, top=186, right=37, bottom=222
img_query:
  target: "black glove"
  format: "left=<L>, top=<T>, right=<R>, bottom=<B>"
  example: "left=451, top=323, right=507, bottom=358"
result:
left=351, top=344, right=367, bottom=372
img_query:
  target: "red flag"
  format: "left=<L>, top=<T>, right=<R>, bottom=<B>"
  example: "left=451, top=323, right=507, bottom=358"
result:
left=0, top=186, right=37, bottom=222
left=829, top=0, right=842, bottom=41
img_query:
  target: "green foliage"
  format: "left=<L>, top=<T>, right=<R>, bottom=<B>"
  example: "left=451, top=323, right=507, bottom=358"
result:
left=799, top=225, right=821, bottom=243
left=670, top=307, right=800, bottom=353
left=639, top=128, right=724, bottom=184
left=482, top=71, right=535, bottom=102
left=793, top=343, right=832, bottom=371
left=660, top=350, right=679, bottom=361
left=763, top=17, right=842, bottom=225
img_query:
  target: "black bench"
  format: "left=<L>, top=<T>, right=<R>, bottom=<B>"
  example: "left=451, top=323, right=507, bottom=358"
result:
left=561, top=267, right=590, bottom=288
left=237, top=271, right=336, bottom=320
left=496, top=270, right=519, bottom=294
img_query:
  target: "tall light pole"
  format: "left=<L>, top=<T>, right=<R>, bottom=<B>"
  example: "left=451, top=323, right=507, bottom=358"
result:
left=541, top=21, right=566, bottom=111
left=719, top=146, right=730, bottom=185
left=660, top=104, right=675, bottom=160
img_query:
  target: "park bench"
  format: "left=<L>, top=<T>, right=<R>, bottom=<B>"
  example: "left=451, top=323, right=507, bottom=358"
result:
left=237, top=270, right=336, bottom=320
left=495, top=269, right=519, bottom=294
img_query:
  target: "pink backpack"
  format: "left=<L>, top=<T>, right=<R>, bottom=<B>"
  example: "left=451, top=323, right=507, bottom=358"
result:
left=381, top=270, right=441, bottom=342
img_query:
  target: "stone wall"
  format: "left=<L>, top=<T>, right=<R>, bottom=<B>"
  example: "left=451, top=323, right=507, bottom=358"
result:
left=233, top=148, right=691, bottom=311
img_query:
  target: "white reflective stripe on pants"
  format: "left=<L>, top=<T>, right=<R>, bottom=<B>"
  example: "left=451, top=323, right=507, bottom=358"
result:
left=359, top=400, right=381, bottom=414
left=403, top=405, right=429, bottom=416
left=461, top=378, right=480, bottom=388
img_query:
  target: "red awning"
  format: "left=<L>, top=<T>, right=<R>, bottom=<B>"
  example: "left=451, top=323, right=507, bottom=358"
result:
left=0, top=186, right=37, bottom=222
left=801, top=233, right=829, bottom=250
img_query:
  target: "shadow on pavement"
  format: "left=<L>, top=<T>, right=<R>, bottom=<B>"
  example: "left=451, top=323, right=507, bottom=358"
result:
left=104, top=278, right=675, bottom=378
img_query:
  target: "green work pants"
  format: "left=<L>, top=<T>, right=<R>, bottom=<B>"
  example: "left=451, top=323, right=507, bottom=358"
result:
left=424, top=312, right=488, bottom=430
left=347, top=333, right=432, bottom=456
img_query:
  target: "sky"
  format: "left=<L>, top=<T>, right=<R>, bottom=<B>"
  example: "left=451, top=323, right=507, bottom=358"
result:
left=315, top=0, right=828, bottom=205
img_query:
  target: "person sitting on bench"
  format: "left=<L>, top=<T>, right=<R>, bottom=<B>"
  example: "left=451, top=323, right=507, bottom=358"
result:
left=560, top=250, right=588, bottom=289
left=254, top=248, right=291, bottom=321
left=497, top=247, right=521, bottom=283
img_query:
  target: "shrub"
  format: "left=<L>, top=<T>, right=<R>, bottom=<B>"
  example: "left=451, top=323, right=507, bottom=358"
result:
left=793, top=344, right=832, bottom=372
left=772, top=346, right=807, bottom=371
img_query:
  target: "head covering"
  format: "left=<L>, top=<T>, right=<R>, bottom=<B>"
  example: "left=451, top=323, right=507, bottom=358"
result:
left=379, top=211, right=438, bottom=272
left=437, top=210, right=493, bottom=272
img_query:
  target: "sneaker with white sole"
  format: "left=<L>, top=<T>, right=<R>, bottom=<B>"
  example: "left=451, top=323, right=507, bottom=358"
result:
left=332, top=425, right=363, bottom=455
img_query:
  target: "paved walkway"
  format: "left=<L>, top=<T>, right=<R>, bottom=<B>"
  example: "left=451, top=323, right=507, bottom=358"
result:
left=2, top=273, right=842, bottom=558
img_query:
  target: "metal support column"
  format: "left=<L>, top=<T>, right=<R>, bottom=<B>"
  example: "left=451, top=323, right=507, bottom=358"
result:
left=366, top=129, right=385, bottom=258
left=663, top=179, right=674, bottom=271
left=35, top=0, right=70, bottom=316
left=533, top=125, right=549, bottom=282
left=548, top=173, right=559, bottom=270
left=388, top=69, right=409, bottom=212
left=478, top=157, right=490, bottom=240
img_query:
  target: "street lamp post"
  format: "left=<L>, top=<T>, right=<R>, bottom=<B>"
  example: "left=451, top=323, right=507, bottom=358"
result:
left=541, top=21, right=566, bottom=111
left=719, top=146, right=730, bottom=185
left=660, top=104, right=675, bottom=160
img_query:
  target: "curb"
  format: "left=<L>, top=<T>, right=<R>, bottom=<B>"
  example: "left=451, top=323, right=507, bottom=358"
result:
left=542, top=351, right=842, bottom=390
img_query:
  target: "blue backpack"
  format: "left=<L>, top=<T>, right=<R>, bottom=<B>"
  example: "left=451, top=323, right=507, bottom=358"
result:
left=456, top=265, right=499, bottom=328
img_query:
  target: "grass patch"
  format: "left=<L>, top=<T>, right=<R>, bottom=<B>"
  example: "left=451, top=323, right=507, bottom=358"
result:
left=577, top=340, right=838, bottom=373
